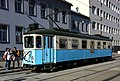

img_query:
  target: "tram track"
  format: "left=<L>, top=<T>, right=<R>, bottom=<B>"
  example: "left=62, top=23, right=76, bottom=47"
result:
left=1, top=55, right=120, bottom=81
left=37, top=59, right=120, bottom=81
left=0, top=69, right=31, bottom=77
left=0, top=69, right=40, bottom=81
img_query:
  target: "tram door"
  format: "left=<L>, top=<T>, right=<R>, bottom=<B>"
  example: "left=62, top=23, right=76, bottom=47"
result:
left=43, top=36, right=54, bottom=63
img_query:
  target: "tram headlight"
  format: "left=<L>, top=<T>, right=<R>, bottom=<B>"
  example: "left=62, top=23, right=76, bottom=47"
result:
left=31, top=56, right=34, bottom=60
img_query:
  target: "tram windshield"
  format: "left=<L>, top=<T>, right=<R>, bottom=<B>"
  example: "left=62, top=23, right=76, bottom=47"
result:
left=24, top=36, right=34, bottom=48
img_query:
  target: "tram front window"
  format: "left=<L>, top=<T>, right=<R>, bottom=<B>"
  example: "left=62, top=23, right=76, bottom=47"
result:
left=24, top=36, right=34, bottom=48
left=36, top=36, right=41, bottom=48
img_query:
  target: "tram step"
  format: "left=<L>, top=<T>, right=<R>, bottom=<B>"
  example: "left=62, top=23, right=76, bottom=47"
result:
left=43, top=64, right=52, bottom=70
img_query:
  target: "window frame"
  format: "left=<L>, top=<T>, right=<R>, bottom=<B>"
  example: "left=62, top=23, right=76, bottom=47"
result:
left=97, top=41, right=101, bottom=49
left=82, top=40, right=87, bottom=49
left=59, top=38, right=67, bottom=49
left=0, top=24, right=9, bottom=43
left=15, top=0, right=24, bottom=13
left=36, top=36, right=42, bottom=48
left=72, top=39, right=79, bottom=49
left=0, top=0, right=8, bottom=10
left=54, top=8, right=60, bottom=22
left=92, top=5, right=96, bottom=14
left=24, top=36, right=34, bottom=48
left=92, top=21, right=96, bottom=30
left=40, top=3, right=46, bottom=19
left=62, top=11, right=67, bottom=24
left=15, top=26, right=24, bottom=44
left=29, top=0, right=36, bottom=16
left=108, top=42, right=112, bottom=49
left=103, top=42, right=107, bottom=49
left=82, top=22, right=84, bottom=32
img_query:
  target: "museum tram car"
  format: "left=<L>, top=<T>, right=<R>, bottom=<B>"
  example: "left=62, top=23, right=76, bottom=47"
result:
left=22, top=28, right=112, bottom=71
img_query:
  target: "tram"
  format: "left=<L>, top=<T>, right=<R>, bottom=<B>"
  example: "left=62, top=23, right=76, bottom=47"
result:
left=22, top=28, right=112, bottom=70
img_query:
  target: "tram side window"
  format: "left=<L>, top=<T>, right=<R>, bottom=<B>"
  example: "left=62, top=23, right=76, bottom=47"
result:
left=24, top=36, right=34, bottom=48
left=36, top=36, right=41, bottom=48
left=97, top=42, right=101, bottom=49
left=82, top=40, right=87, bottom=49
left=108, top=42, right=112, bottom=49
left=90, top=41, right=95, bottom=48
left=59, top=38, right=67, bottom=49
left=103, top=42, right=106, bottom=49
left=72, top=39, right=78, bottom=49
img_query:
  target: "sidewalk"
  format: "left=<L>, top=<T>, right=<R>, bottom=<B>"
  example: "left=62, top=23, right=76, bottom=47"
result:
left=0, top=60, right=23, bottom=74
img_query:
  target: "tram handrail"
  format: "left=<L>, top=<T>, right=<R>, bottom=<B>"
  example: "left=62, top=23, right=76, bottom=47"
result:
left=23, top=51, right=31, bottom=62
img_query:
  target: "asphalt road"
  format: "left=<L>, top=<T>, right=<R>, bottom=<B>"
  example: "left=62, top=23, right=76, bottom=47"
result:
left=0, top=54, right=120, bottom=81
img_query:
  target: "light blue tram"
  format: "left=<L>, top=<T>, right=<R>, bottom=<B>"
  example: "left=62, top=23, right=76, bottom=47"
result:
left=22, top=29, right=112, bottom=70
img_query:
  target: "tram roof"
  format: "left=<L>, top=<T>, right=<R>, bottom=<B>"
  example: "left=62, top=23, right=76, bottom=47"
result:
left=24, top=28, right=112, bottom=41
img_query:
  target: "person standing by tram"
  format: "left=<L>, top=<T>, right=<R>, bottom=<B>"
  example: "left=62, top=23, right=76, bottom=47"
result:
left=12, top=47, right=20, bottom=68
left=3, top=48, right=10, bottom=70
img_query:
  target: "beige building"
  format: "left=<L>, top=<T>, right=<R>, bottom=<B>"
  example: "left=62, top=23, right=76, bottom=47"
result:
left=65, top=0, right=120, bottom=48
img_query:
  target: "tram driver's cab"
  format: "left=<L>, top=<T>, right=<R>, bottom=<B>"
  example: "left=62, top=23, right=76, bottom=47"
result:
left=24, top=34, right=42, bottom=49
left=23, top=34, right=54, bottom=65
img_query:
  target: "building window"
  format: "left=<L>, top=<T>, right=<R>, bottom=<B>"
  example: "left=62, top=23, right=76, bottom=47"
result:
left=103, top=12, right=105, bottom=18
left=41, top=3, right=46, bottom=19
left=97, top=8, right=99, bottom=16
left=72, top=20, right=76, bottom=30
left=97, top=23, right=99, bottom=30
left=92, top=21, right=96, bottom=30
left=29, top=0, right=36, bottom=16
left=86, top=24, right=88, bottom=32
left=15, top=0, right=23, bottom=13
left=106, top=13, right=108, bottom=19
left=62, top=11, right=67, bottom=24
left=92, top=6, right=96, bottom=14
left=111, top=28, right=113, bottom=34
left=106, top=0, right=108, bottom=7
left=100, top=24, right=103, bottom=31
left=16, top=26, right=23, bottom=43
left=0, top=24, right=9, bottom=43
left=75, top=21, right=79, bottom=30
left=0, top=0, right=8, bottom=9
left=72, top=21, right=79, bottom=31
left=54, top=8, right=59, bottom=22
left=100, top=10, right=103, bottom=17
left=104, top=25, right=106, bottom=32
left=82, top=23, right=84, bottom=32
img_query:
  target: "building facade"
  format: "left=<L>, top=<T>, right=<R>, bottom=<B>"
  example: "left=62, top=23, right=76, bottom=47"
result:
left=0, top=0, right=91, bottom=56
left=66, top=0, right=120, bottom=47
left=90, top=0, right=120, bottom=47
left=70, top=11, right=90, bottom=34
left=0, top=0, right=72, bottom=54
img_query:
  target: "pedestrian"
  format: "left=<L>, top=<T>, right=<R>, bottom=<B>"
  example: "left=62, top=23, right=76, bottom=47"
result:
left=10, top=48, right=15, bottom=69
left=17, top=49, right=21, bottom=68
left=6, top=48, right=12, bottom=70
left=12, top=47, right=20, bottom=68
left=3, top=48, right=9, bottom=70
